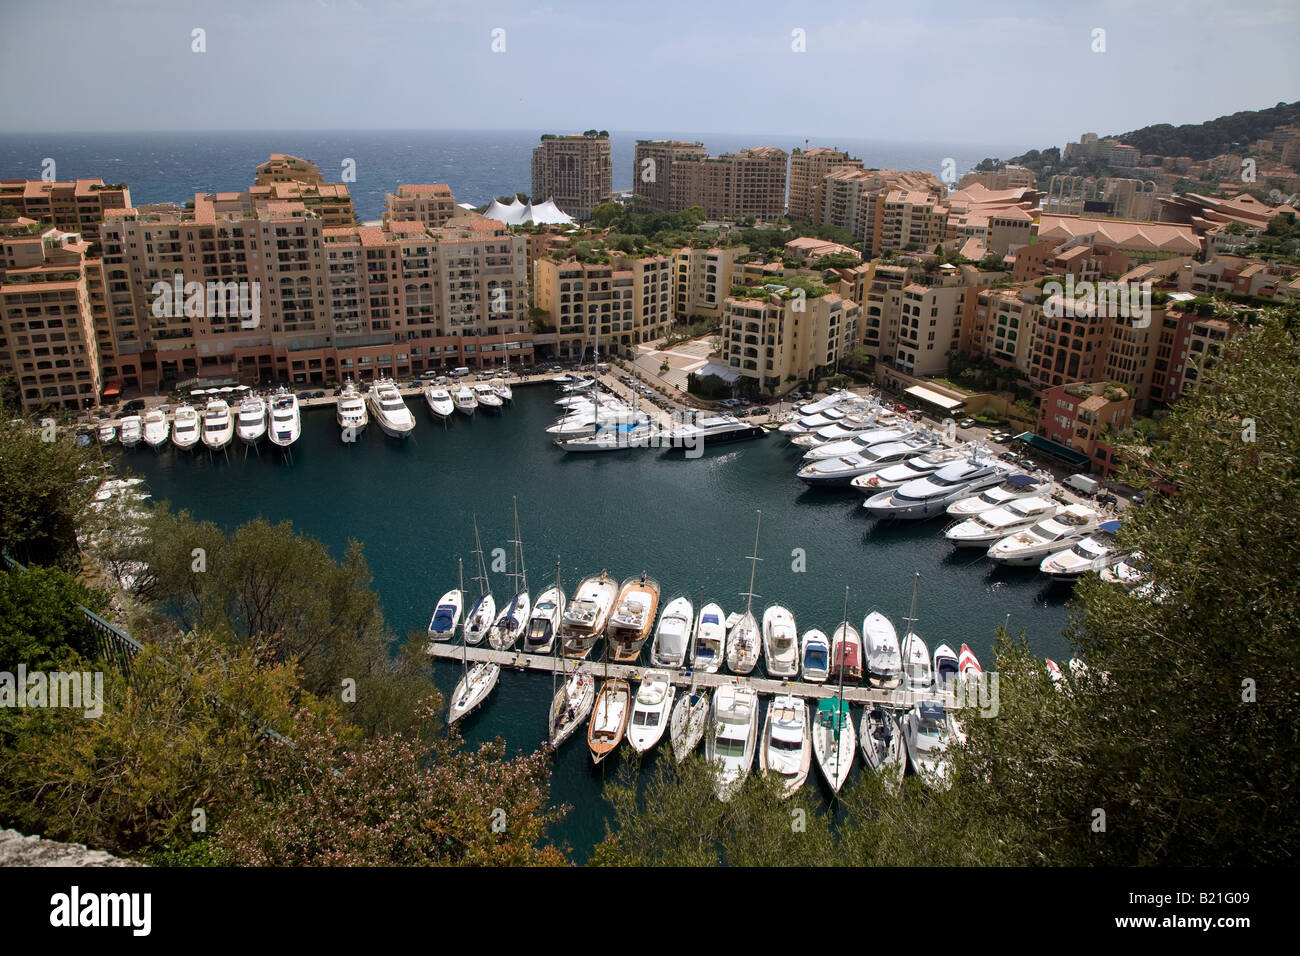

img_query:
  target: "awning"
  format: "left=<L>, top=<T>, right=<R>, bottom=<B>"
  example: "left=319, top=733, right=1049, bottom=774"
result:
left=905, top=384, right=965, bottom=411
left=102, top=386, right=121, bottom=397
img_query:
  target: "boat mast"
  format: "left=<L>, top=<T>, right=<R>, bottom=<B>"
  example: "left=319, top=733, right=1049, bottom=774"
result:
left=459, top=557, right=467, bottom=676
left=471, top=515, right=489, bottom=601
left=835, top=584, right=849, bottom=789
left=902, top=571, right=920, bottom=693
left=510, top=495, right=527, bottom=595
left=741, top=509, right=762, bottom=618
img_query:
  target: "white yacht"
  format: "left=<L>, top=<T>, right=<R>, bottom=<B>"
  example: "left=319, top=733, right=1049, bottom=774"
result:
left=859, top=705, right=905, bottom=786
left=691, top=602, right=726, bottom=673
left=800, top=425, right=917, bottom=461
left=97, top=421, right=117, bottom=444
left=368, top=379, right=415, bottom=438
left=777, top=405, right=852, bottom=436
left=425, top=589, right=464, bottom=647
left=944, top=495, right=1062, bottom=548
left=670, top=687, right=711, bottom=762
left=903, top=702, right=958, bottom=789
left=945, top=473, right=1046, bottom=516
left=424, top=385, right=454, bottom=419
left=236, top=393, right=267, bottom=445
left=487, top=590, right=531, bottom=651
left=548, top=670, right=595, bottom=747
left=661, top=415, right=765, bottom=451
left=759, top=695, right=811, bottom=799
left=627, top=670, right=675, bottom=753
left=798, top=436, right=940, bottom=487
left=118, top=414, right=143, bottom=448
left=987, top=504, right=1100, bottom=566
left=650, top=595, right=694, bottom=668
left=453, top=385, right=478, bottom=416
left=789, top=412, right=896, bottom=448
left=200, top=399, right=234, bottom=450
left=447, top=661, right=499, bottom=726
left=559, top=570, right=618, bottom=659
left=588, top=679, right=631, bottom=765
left=170, top=403, right=200, bottom=450
left=761, top=605, right=799, bottom=678
left=850, top=448, right=966, bottom=494
left=463, top=593, right=496, bottom=646
left=142, top=409, right=169, bottom=449
left=523, top=585, right=565, bottom=654
left=336, top=380, right=367, bottom=436
left=812, top=698, right=856, bottom=794
left=1040, top=520, right=1125, bottom=580
left=474, top=382, right=504, bottom=411
left=492, top=379, right=513, bottom=403
left=901, top=630, right=932, bottom=692
left=863, top=611, right=903, bottom=689
left=862, top=458, right=1009, bottom=518
left=267, top=390, right=301, bottom=448
left=557, top=421, right=657, bottom=453
left=800, top=629, right=830, bottom=683
left=933, top=644, right=960, bottom=691
left=706, top=683, right=759, bottom=801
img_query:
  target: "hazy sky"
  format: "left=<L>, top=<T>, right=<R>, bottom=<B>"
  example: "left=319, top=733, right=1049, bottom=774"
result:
left=2, top=0, right=1297, bottom=151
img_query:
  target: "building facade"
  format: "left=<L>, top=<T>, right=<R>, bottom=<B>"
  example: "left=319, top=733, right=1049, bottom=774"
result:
left=531, top=133, right=612, bottom=222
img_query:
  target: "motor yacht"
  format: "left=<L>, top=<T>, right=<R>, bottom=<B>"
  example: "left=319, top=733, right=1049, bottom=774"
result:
left=650, top=595, right=694, bottom=668
left=800, top=629, right=830, bottom=683
left=425, top=589, right=464, bottom=648
left=424, top=385, right=455, bottom=419
left=523, top=585, right=565, bottom=654
left=118, top=414, right=143, bottom=447
left=706, top=684, right=759, bottom=801
left=759, top=695, right=811, bottom=799
left=267, top=390, right=301, bottom=448
left=945, top=473, right=1046, bottom=516
left=474, top=382, right=503, bottom=411
left=236, top=393, right=267, bottom=445
left=863, top=611, right=903, bottom=689
left=801, top=425, right=917, bottom=461
left=97, top=421, right=117, bottom=444
left=944, top=495, right=1062, bottom=548
left=142, top=409, right=170, bottom=449
left=627, top=670, right=675, bottom=753
left=830, top=622, right=863, bottom=683
left=691, top=602, right=726, bottom=673
left=1040, top=520, right=1125, bottom=579
left=761, top=604, right=799, bottom=678
left=368, top=379, right=415, bottom=438
left=987, top=504, right=1100, bottom=566
left=336, top=380, right=367, bottom=436
left=863, top=457, right=1010, bottom=518
left=559, top=571, right=618, bottom=659
left=850, top=448, right=966, bottom=494
left=661, top=415, right=765, bottom=452
left=798, top=436, right=941, bottom=487
left=454, top=384, right=478, bottom=416
left=200, top=398, right=234, bottom=450
left=903, top=702, right=959, bottom=789
left=607, top=574, right=660, bottom=663
left=170, top=403, right=200, bottom=450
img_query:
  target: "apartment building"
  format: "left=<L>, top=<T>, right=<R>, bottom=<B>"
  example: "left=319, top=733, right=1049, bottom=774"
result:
left=788, top=147, right=863, bottom=224
left=533, top=253, right=673, bottom=360
left=0, top=225, right=104, bottom=411
left=1100, top=311, right=1163, bottom=410
left=632, top=141, right=707, bottom=211
left=635, top=146, right=789, bottom=220
left=720, top=283, right=859, bottom=393
left=968, top=287, right=1039, bottom=374
left=956, top=166, right=1036, bottom=190
left=673, top=245, right=743, bottom=321
left=879, top=189, right=950, bottom=254
left=0, top=179, right=132, bottom=241
left=531, top=133, right=612, bottom=221
left=246, top=181, right=356, bottom=227
left=1150, top=311, right=1233, bottom=403
left=892, top=281, right=971, bottom=377
left=817, top=169, right=945, bottom=254
left=1037, top=381, right=1134, bottom=477
left=254, top=154, right=326, bottom=186
left=1025, top=292, right=1112, bottom=391
left=382, top=184, right=457, bottom=230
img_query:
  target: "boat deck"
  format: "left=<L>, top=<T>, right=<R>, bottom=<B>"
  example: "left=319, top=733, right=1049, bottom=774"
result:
left=428, top=642, right=955, bottom=708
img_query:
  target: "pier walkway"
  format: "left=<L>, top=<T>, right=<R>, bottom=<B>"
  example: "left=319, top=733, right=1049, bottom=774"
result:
left=428, top=641, right=956, bottom=708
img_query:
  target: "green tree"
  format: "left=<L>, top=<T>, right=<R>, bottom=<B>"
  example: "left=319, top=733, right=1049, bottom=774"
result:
left=0, top=414, right=101, bottom=568
left=0, top=565, right=108, bottom=670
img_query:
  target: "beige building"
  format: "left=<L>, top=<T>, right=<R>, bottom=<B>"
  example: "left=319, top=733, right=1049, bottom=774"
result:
left=533, top=253, right=673, bottom=360
left=634, top=145, right=789, bottom=220
left=0, top=225, right=104, bottom=411
left=817, top=169, right=945, bottom=255
left=0, top=179, right=132, bottom=241
left=382, top=184, right=457, bottom=230
left=531, top=133, right=612, bottom=221
left=721, top=282, right=859, bottom=393
left=632, top=141, right=707, bottom=211
left=673, top=245, right=743, bottom=321
left=254, top=154, right=326, bottom=185
left=788, top=147, right=863, bottom=224
left=880, top=188, right=950, bottom=254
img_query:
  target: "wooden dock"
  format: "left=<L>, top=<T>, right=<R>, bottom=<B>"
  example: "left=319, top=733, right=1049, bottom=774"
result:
left=428, top=642, right=955, bottom=709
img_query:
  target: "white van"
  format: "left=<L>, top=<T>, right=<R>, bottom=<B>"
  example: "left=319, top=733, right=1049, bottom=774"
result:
left=1064, top=474, right=1100, bottom=496
left=451, top=367, right=471, bottom=378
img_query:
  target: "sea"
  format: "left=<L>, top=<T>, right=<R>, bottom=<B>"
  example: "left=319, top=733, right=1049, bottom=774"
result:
left=0, top=129, right=1012, bottom=221
left=113, top=388, right=1074, bottom=861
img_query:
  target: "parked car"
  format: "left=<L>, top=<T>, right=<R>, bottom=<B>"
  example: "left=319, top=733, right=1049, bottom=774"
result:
left=123, top=399, right=146, bottom=413
left=958, top=418, right=975, bottom=429
left=998, top=451, right=1018, bottom=463
left=892, top=402, right=909, bottom=413
left=1095, top=493, right=1118, bottom=507
left=420, top=370, right=440, bottom=380
left=1018, top=457, right=1037, bottom=471
left=1131, top=492, right=1146, bottom=506
left=549, top=365, right=563, bottom=373
left=751, top=407, right=770, bottom=417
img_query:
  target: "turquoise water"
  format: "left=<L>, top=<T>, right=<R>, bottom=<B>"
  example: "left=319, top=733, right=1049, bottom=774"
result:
left=118, top=384, right=1073, bottom=859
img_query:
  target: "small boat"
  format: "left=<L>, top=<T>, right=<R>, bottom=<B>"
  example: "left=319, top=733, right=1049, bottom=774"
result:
left=958, top=643, right=982, bottom=682
left=492, top=380, right=513, bottom=403
left=727, top=512, right=763, bottom=675
left=932, top=644, right=960, bottom=692
left=559, top=570, right=618, bottom=659
left=669, top=687, right=710, bottom=762
left=118, top=414, right=143, bottom=447
left=425, top=588, right=464, bottom=648
left=650, top=595, right=694, bottom=668
left=691, top=603, right=726, bottom=673
left=627, top=670, right=675, bottom=753
left=829, top=622, right=863, bottom=683
left=463, top=593, right=496, bottom=645
left=336, top=380, right=367, bottom=436
left=587, top=678, right=631, bottom=764
left=859, top=705, right=906, bottom=787
left=97, top=421, right=117, bottom=444
left=474, top=382, right=503, bottom=411
left=142, top=409, right=169, bottom=449
left=201, top=399, right=234, bottom=450
left=800, top=629, right=830, bottom=683
left=903, top=701, right=958, bottom=789
left=453, top=385, right=478, bottom=417
left=548, top=670, right=595, bottom=747
left=863, top=611, right=903, bottom=689
left=706, top=683, right=759, bottom=800
left=368, top=379, right=416, bottom=438
left=236, top=393, right=267, bottom=445
left=267, top=390, right=301, bottom=448
left=759, top=694, right=811, bottom=798
left=607, top=574, right=660, bottom=663
left=447, top=661, right=500, bottom=726
left=812, top=698, right=856, bottom=793
left=761, top=604, right=799, bottom=678
left=170, top=403, right=200, bottom=450
left=524, top=585, right=565, bottom=654
left=424, top=385, right=455, bottom=419
left=901, top=630, right=932, bottom=692
left=487, top=590, right=530, bottom=651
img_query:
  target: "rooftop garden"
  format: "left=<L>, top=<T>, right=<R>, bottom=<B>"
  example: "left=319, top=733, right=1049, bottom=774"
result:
left=729, top=274, right=832, bottom=300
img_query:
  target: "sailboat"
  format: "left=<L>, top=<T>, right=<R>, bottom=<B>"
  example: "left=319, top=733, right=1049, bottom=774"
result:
left=607, top=572, right=660, bottom=663
left=447, top=558, right=499, bottom=726
left=627, top=670, right=675, bottom=753
left=726, top=511, right=763, bottom=675
left=760, top=694, right=811, bottom=798
left=669, top=683, right=711, bottom=762
left=546, top=558, right=592, bottom=748
left=899, top=573, right=932, bottom=692
left=859, top=704, right=906, bottom=787
left=814, top=587, right=857, bottom=793
left=462, top=517, right=496, bottom=645
left=487, top=498, right=530, bottom=651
